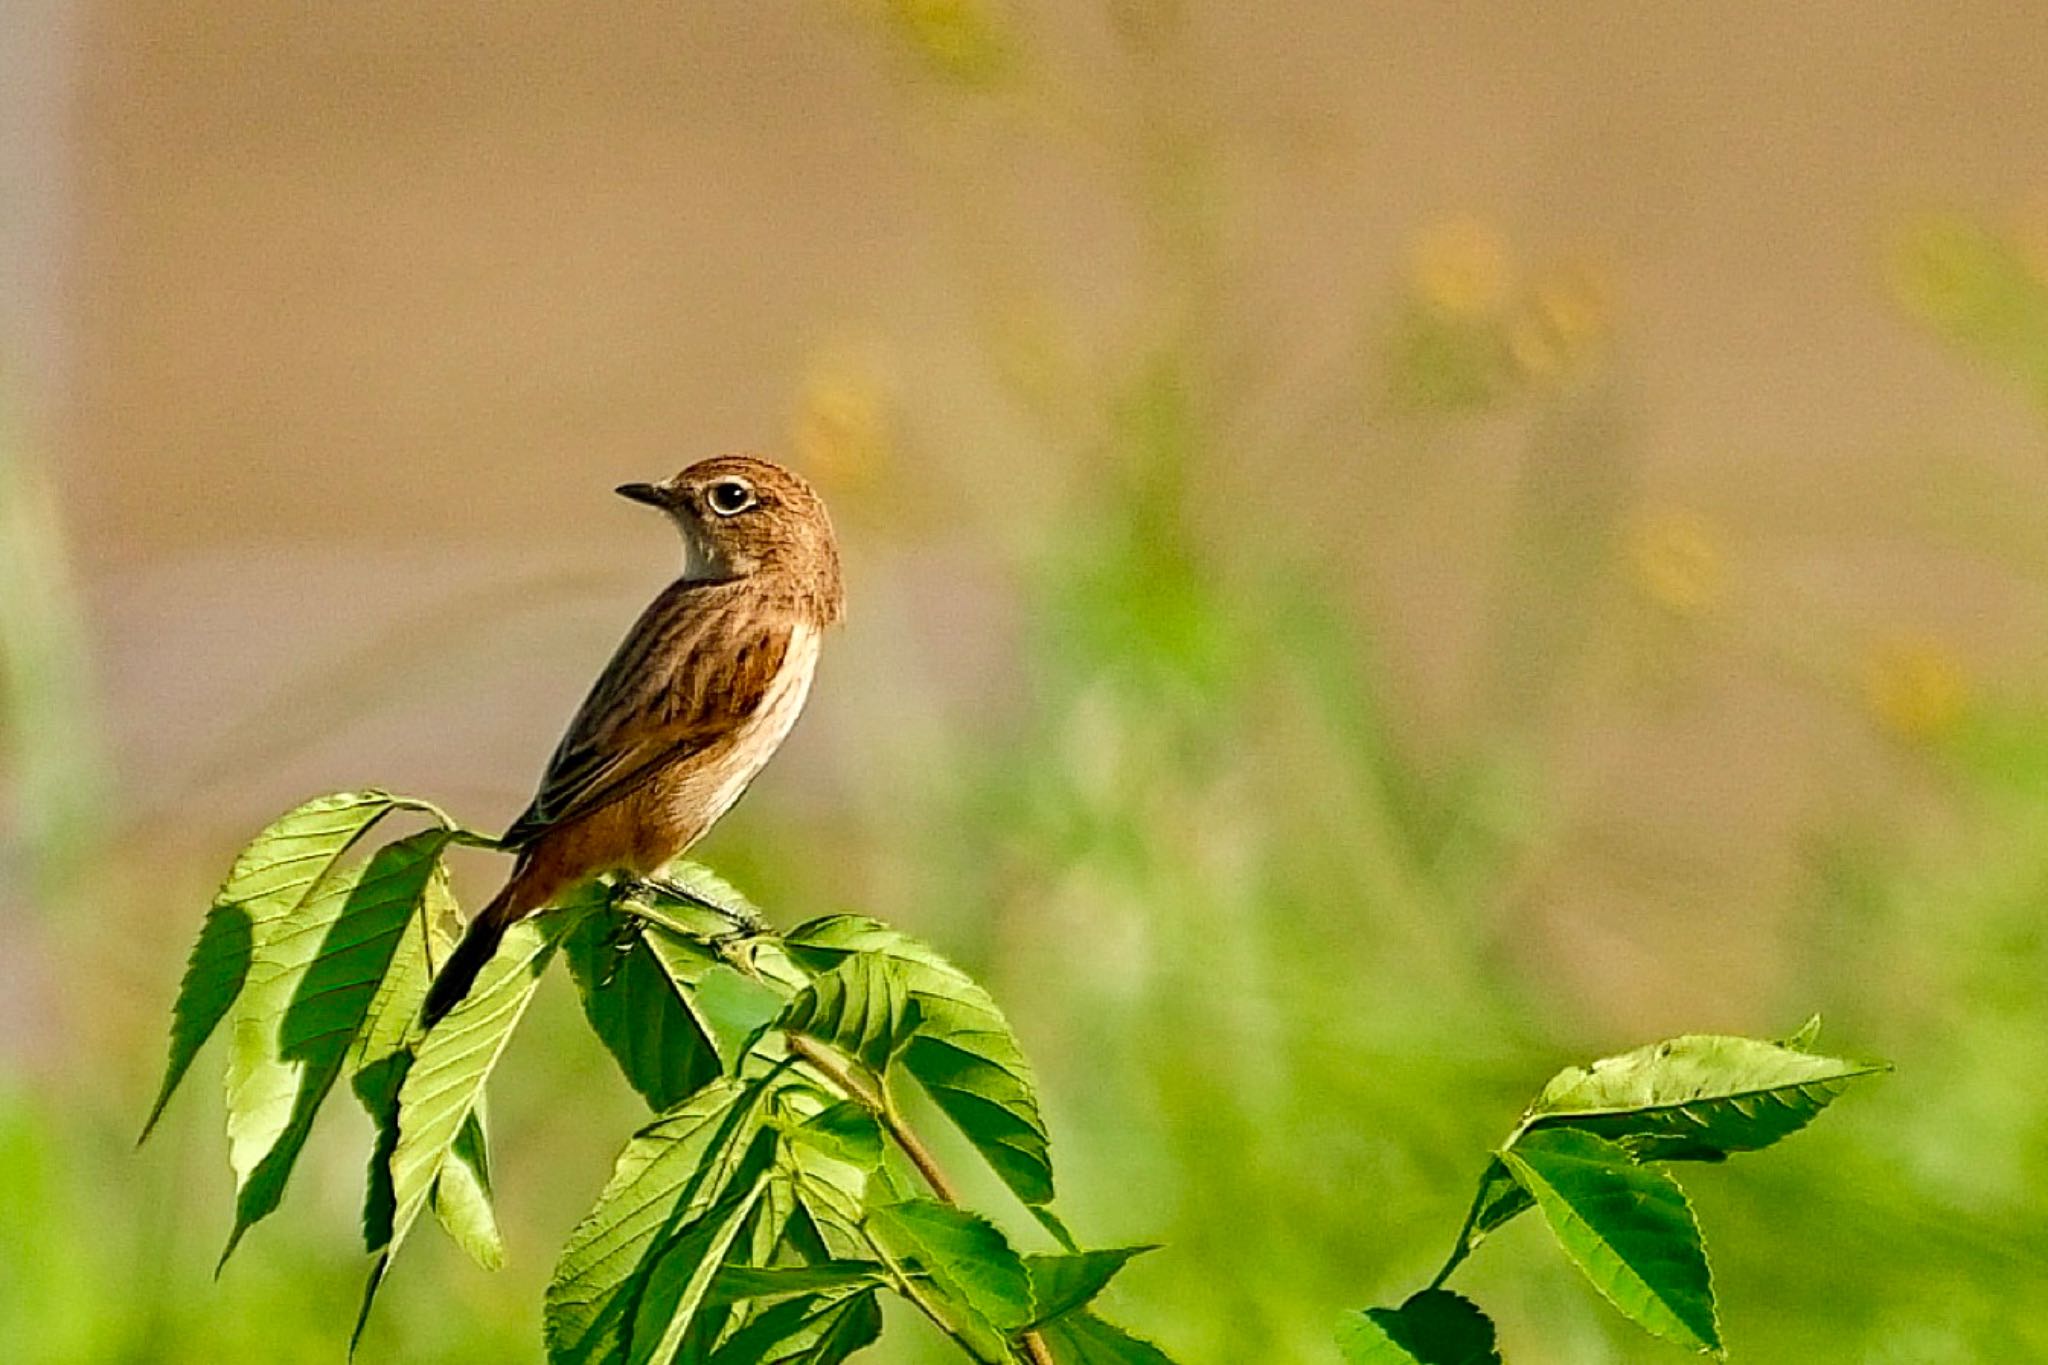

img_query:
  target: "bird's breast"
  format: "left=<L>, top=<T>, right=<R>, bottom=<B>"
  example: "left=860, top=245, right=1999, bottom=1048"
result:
left=643, top=621, right=822, bottom=861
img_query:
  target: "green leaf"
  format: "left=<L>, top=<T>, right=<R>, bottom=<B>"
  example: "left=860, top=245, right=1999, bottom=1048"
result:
left=704, top=1260, right=889, bottom=1307
left=653, top=859, right=766, bottom=924
left=627, top=1173, right=771, bottom=1365
left=1337, top=1290, right=1501, bottom=1365
left=643, top=929, right=790, bottom=1069
left=1519, top=1031, right=1888, bottom=1162
left=785, top=1138, right=876, bottom=1263
left=220, top=826, right=450, bottom=1262
left=350, top=855, right=459, bottom=1252
left=867, top=1198, right=1033, bottom=1359
left=431, top=1111, right=503, bottom=1270
left=566, top=911, right=721, bottom=1110
left=1039, top=1311, right=1178, bottom=1364
left=708, top=1290, right=883, bottom=1365
left=1500, top=1128, right=1720, bottom=1354
left=546, top=1079, right=772, bottom=1365
left=789, top=916, right=1054, bottom=1206
left=1025, top=1247, right=1155, bottom=1327
left=144, top=790, right=399, bottom=1141
left=790, top=1100, right=884, bottom=1171
left=781, top=954, right=921, bottom=1073
left=1029, top=1204, right=1081, bottom=1253
left=386, top=911, right=570, bottom=1268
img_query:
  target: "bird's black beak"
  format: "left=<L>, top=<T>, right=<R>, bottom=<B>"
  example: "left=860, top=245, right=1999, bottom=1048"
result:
left=615, top=481, right=668, bottom=509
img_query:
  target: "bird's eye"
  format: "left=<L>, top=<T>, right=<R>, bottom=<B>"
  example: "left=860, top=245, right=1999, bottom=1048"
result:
left=705, top=479, right=756, bottom=516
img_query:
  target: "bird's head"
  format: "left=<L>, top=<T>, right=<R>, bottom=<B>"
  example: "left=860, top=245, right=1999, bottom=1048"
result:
left=616, top=455, right=844, bottom=624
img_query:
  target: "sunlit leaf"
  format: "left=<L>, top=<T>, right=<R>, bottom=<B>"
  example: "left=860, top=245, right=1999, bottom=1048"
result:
left=545, top=1080, right=773, bottom=1365
left=785, top=1138, right=876, bottom=1263
left=431, top=1111, right=503, bottom=1270
left=340, top=860, right=501, bottom=1269
left=781, top=953, right=920, bottom=1072
left=351, top=856, right=459, bottom=1252
left=867, top=1198, right=1033, bottom=1358
left=220, top=826, right=450, bottom=1262
left=1500, top=1128, right=1720, bottom=1353
left=627, top=1174, right=771, bottom=1365
left=652, top=860, right=766, bottom=924
left=381, top=911, right=571, bottom=1299
left=1337, top=1290, right=1501, bottom=1365
left=1519, top=1031, right=1888, bottom=1162
left=789, top=917, right=1054, bottom=1205
left=144, top=790, right=399, bottom=1141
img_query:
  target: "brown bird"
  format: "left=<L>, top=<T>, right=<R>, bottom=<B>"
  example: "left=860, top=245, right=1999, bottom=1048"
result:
left=424, top=455, right=844, bottom=1022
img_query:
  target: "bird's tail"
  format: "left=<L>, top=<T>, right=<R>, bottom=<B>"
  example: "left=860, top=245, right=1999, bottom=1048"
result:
left=423, top=880, right=529, bottom=1026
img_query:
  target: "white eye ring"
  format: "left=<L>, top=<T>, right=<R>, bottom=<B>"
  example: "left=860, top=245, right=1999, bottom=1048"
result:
left=705, top=479, right=756, bottom=516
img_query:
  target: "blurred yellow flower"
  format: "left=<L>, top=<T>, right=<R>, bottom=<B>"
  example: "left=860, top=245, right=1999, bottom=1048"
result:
left=1409, top=217, right=1512, bottom=317
left=1887, top=214, right=1994, bottom=328
left=791, top=345, right=894, bottom=493
left=1626, top=510, right=1724, bottom=617
left=850, top=0, right=1012, bottom=85
left=2015, top=190, right=2048, bottom=284
left=1863, top=636, right=1969, bottom=743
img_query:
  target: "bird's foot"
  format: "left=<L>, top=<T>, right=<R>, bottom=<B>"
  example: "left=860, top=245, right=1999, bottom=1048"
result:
left=616, top=874, right=767, bottom=941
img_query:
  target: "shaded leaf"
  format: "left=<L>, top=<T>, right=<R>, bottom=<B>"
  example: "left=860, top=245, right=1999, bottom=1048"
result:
left=221, top=826, right=450, bottom=1261
left=1337, top=1290, right=1501, bottom=1365
left=627, top=1174, right=771, bottom=1365
left=567, top=910, right=721, bottom=1110
left=708, top=1290, right=883, bottom=1365
left=642, top=928, right=790, bottom=1069
left=789, top=917, right=1053, bottom=1206
left=790, top=1100, right=883, bottom=1172
left=1500, top=1128, right=1719, bottom=1353
left=1026, top=1247, right=1156, bottom=1327
left=704, top=1260, right=889, bottom=1307
left=144, top=790, right=398, bottom=1141
left=1040, top=1311, right=1177, bottom=1365
left=867, top=1198, right=1032, bottom=1359
left=1520, top=1031, right=1888, bottom=1162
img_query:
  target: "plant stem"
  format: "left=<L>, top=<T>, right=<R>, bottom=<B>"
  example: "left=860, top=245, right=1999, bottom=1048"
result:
left=783, top=1033, right=959, bottom=1203
left=784, top=1032, right=1056, bottom=1365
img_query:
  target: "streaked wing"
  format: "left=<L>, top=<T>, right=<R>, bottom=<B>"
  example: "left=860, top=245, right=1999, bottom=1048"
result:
left=502, top=579, right=792, bottom=847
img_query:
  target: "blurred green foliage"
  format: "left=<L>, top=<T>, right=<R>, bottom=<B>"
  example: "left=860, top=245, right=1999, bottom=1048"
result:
left=8, top=6, right=2048, bottom=1363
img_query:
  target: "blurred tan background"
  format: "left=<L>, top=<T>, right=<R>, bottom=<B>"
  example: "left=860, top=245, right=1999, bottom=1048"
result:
left=6, top=3, right=2048, bottom=1361
left=43, top=1, right=2045, bottom=1007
